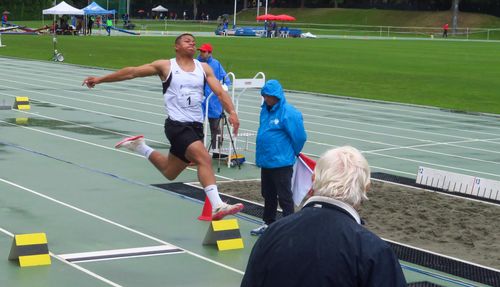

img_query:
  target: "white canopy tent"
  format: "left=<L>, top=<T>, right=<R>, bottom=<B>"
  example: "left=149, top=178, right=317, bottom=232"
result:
left=42, top=1, right=84, bottom=15
left=42, top=1, right=84, bottom=62
left=152, top=5, right=168, bottom=12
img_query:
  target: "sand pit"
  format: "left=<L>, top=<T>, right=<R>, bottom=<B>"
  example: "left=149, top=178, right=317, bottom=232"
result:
left=217, top=179, right=500, bottom=269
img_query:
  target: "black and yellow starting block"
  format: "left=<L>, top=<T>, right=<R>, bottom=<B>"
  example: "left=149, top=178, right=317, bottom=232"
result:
left=203, top=219, right=244, bottom=251
left=13, top=97, right=30, bottom=110
left=8, top=233, right=51, bottom=267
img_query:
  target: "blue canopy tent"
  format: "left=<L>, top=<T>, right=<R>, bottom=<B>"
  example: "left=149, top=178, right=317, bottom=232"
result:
left=82, top=2, right=116, bottom=35
left=83, top=2, right=115, bottom=15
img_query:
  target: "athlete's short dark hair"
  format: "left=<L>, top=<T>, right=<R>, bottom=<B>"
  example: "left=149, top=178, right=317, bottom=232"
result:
left=175, top=33, right=195, bottom=44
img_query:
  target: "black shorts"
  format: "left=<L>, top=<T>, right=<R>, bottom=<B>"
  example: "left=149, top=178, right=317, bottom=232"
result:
left=164, top=118, right=204, bottom=163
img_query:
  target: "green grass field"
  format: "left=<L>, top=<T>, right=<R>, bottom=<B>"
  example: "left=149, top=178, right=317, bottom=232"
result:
left=1, top=34, right=499, bottom=114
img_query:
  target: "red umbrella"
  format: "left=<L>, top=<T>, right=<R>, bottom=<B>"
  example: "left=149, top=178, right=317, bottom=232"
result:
left=275, top=14, right=296, bottom=21
left=256, top=14, right=277, bottom=21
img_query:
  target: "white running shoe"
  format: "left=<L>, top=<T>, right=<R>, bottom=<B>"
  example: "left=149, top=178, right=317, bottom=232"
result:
left=212, top=203, right=244, bottom=221
left=250, top=224, right=268, bottom=236
left=114, top=135, right=145, bottom=152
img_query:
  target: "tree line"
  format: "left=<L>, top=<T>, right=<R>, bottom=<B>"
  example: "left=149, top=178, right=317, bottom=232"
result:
left=1, top=0, right=499, bottom=21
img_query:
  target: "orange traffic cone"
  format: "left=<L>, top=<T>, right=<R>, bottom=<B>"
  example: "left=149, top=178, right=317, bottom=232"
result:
left=198, top=197, right=212, bottom=221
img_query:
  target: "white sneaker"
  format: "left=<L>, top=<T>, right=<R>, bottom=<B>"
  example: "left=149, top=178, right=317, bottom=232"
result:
left=250, top=224, right=268, bottom=236
left=115, top=135, right=144, bottom=152
left=212, top=203, right=244, bottom=221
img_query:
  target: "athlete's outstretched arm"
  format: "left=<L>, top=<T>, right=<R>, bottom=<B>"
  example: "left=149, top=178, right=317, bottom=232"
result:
left=203, top=63, right=240, bottom=135
left=83, top=60, right=169, bottom=88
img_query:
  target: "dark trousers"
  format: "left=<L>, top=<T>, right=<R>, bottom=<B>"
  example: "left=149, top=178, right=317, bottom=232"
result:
left=261, top=166, right=294, bottom=225
left=208, top=117, right=222, bottom=149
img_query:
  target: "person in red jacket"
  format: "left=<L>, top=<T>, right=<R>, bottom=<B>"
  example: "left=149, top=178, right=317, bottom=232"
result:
left=443, top=23, right=449, bottom=38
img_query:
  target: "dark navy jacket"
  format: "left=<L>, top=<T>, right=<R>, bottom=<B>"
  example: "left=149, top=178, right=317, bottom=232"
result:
left=241, top=196, right=407, bottom=287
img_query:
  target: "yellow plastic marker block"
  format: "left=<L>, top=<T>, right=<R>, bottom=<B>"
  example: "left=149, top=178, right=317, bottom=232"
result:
left=8, top=233, right=51, bottom=267
left=203, top=219, right=244, bottom=251
left=212, top=218, right=239, bottom=231
left=15, top=118, right=29, bottom=125
left=16, top=233, right=47, bottom=245
left=216, top=238, right=244, bottom=251
left=19, top=254, right=51, bottom=267
left=13, top=97, right=30, bottom=110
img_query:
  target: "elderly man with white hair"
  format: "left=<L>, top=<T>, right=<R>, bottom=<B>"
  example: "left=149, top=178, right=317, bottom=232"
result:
left=241, top=146, right=406, bottom=287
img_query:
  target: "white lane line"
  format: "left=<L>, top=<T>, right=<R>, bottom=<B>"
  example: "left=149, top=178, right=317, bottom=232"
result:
left=3, top=60, right=499, bottom=177
left=240, top=97, right=500, bottom=138
left=0, top=226, right=124, bottom=287
left=366, top=138, right=500, bottom=155
left=1, top=79, right=165, bottom=116
left=0, top=119, right=234, bottom=181
left=6, top=60, right=500, bottom=137
left=3, top=100, right=498, bottom=180
left=7, top=59, right=500, bottom=130
left=4, top=67, right=498, bottom=147
left=283, top=90, right=500, bottom=127
left=0, top=91, right=163, bottom=127
left=0, top=178, right=245, bottom=275
left=363, top=150, right=500, bottom=179
left=60, top=245, right=184, bottom=263
left=3, top=66, right=163, bottom=102
left=1, top=89, right=498, bottom=178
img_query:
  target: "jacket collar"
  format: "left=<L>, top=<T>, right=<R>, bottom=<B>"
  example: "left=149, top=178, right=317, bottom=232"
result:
left=197, top=55, right=212, bottom=64
left=303, top=196, right=361, bottom=225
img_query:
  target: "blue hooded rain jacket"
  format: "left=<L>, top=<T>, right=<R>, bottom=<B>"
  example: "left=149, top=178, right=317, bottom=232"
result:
left=256, top=80, right=307, bottom=169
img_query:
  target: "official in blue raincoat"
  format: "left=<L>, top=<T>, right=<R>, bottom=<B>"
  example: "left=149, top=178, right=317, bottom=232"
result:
left=251, top=79, right=307, bottom=235
left=197, top=43, right=232, bottom=150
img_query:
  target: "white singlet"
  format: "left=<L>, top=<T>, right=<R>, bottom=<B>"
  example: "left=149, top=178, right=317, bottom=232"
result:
left=162, top=58, right=206, bottom=123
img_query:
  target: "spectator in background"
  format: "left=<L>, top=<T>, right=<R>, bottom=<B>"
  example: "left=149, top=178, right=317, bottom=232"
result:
left=71, top=16, right=76, bottom=29
left=95, top=15, right=101, bottom=29
left=196, top=43, right=231, bottom=152
left=1, top=13, right=8, bottom=27
left=106, top=17, right=113, bottom=36
left=443, top=23, right=449, bottom=38
left=76, top=17, right=83, bottom=34
left=223, top=19, right=229, bottom=36
left=265, top=21, right=271, bottom=37
left=242, top=146, right=407, bottom=287
left=87, top=16, right=94, bottom=35
left=251, top=79, right=307, bottom=236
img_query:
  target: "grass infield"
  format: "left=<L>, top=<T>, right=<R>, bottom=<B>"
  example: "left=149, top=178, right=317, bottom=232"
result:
left=1, top=34, right=499, bottom=114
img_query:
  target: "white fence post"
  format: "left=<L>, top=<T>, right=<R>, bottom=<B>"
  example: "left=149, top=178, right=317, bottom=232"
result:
left=0, top=33, right=5, bottom=48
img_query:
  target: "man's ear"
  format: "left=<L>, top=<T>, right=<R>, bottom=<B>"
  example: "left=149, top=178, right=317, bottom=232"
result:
left=307, top=173, right=316, bottom=196
left=365, top=182, right=371, bottom=193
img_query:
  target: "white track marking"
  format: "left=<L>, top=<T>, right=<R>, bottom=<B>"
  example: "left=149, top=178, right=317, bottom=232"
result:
left=0, top=226, right=124, bottom=287
left=0, top=178, right=244, bottom=275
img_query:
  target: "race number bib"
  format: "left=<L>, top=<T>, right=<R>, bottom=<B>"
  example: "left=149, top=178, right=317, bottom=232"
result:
left=178, top=85, right=202, bottom=108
